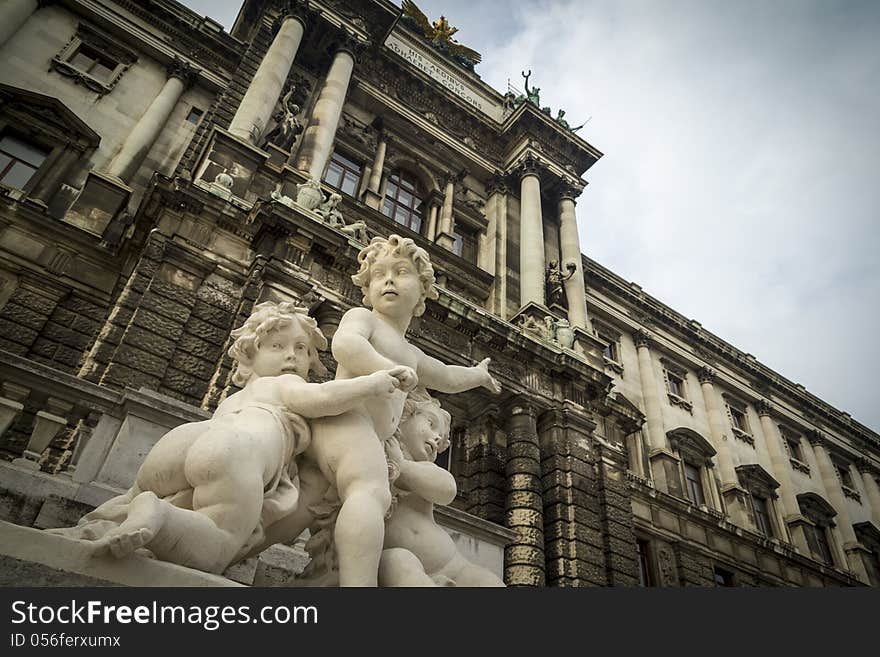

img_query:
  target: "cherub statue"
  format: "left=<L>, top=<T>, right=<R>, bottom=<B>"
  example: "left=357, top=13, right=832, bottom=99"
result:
left=379, top=390, right=504, bottom=586
left=262, top=89, right=303, bottom=152
left=254, top=235, right=501, bottom=586
left=316, top=192, right=345, bottom=228
left=50, top=302, right=411, bottom=574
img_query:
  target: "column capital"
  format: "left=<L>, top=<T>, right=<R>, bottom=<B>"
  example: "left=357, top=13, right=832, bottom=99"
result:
left=486, top=173, right=510, bottom=196
left=507, top=399, right=537, bottom=420
left=276, top=0, right=315, bottom=31
left=634, top=328, right=653, bottom=349
left=557, top=182, right=581, bottom=203
left=756, top=399, right=774, bottom=417
left=166, top=57, right=198, bottom=87
left=854, top=457, right=877, bottom=476
left=333, top=31, right=370, bottom=62
left=518, top=154, right=544, bottom=180
left=806, top=428, right=827, bottom=447
left=697, top=365, right=716, bottom=384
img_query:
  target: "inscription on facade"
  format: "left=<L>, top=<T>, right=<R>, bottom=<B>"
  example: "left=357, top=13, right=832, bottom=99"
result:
left=384, top=32, right=503, bottom=122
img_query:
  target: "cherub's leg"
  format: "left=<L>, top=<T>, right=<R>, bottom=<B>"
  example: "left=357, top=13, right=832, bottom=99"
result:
left=332, top=438, right=392, bottom=587
left=379, top=548, right=437, bottom=587
left=91, top=490, right=165, bottom=558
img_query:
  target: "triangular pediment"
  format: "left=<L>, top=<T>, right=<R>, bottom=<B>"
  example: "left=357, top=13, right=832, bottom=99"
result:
left=0, top=83, right=99, bottom=148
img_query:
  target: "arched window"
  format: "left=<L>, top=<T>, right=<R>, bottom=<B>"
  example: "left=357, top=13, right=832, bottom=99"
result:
left=383, top=170, right=424, bottom=233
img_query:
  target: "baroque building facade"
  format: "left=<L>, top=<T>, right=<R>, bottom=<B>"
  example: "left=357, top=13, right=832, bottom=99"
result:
left=0, top=0, right=877, bottom=587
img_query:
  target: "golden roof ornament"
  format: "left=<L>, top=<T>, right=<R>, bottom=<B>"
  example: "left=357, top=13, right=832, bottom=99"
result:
left=400, top=0, right=482, bottom=71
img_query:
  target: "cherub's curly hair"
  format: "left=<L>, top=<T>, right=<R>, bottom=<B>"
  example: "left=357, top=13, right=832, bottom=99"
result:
left=399, top=388, right=452, bottom=455
left=228, top=301, right=328, bottom=386
left=351, top=234, right=439, bottom=317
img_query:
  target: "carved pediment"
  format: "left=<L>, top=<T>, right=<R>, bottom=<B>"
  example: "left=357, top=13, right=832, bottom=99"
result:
left=667, top=426, right=715, bottom=465
left=735, top=463, right=780, bottom=497
left=853, top=521, right=880, bottom=550
left=0, top=84, right=99, bottom=150
left=797, top=492, right=837, bottom=524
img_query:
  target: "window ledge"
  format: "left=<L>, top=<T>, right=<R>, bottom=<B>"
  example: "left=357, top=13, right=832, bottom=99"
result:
left=731, top=426, right=755, bottom=446
left=789, top=458, right=810, bottom=476
left=603, top=356, right=624, bottom=375
left=842, top=486, right=861, bottom=503
left=667, top=393, right=693, bottom=413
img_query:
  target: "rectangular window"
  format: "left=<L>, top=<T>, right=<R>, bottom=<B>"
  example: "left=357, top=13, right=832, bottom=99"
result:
left=752, top=495, right=773, bottom=537
left=636, top=539, right=653, bottom=586
left=836, top=463, right=854, bottom=489
left=186, top=107, right=204, bottom=124
left=684, top=462, right=706, bottom=507
left=727, top=402, right=750, bottom=433
left=713, top=566, right=735, bottom=587
left=324, top=151, right=362, bottom=197
left=602, top=338, right=618, bottom=362
left=805, top=524, right=834, bottom=566
left=781, top=429, right=804, bottom=461
left=452, top=226, right=478, bottom=264
left=666, top=371, right=684, bottom=398
left=69, top=44, right=117, bottom=82
left=0, top=134, right=49, bottom=190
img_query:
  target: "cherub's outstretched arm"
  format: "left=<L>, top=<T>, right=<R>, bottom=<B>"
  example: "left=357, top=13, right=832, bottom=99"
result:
left=279, top=368, right=408, bottom=418
left=417, top=352, right=501, bottom=394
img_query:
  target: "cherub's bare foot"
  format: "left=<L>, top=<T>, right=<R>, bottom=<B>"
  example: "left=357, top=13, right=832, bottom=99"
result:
left=91, top=491, right=165, bottom=559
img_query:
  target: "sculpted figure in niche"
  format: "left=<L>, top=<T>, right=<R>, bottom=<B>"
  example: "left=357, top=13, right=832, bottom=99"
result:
left=379, top=390, right=505, bottom=586
left=545, top=259, right=576, bottom=308
left=51, top=302, right=410, bottom=574
left=262, top=89, right=303, bottom=152
left=256, top=235, right=501, bottom=586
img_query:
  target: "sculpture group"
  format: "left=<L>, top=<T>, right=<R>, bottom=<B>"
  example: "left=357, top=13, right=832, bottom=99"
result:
left=53, top=235, right=503, bottom=587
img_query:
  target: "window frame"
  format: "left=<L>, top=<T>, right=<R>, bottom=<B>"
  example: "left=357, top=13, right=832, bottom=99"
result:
left=383, top=169, right=425, bottom=234
left=661, top=358, right=693, bottom=413
left=0, top=133, right=50, bottom=192
left=683, top=460, right=707, bottom=507
left=50, top=23, right=137, bottom=95
left=323, top=149, right=363, bottom=198
left=724, top=395, right=755, bottom=446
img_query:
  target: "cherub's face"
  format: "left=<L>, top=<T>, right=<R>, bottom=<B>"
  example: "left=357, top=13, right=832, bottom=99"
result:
left=367, top=252, right=423, bottom=319
left=399, top=405, right=450, bottom=463
left=249, top=322, right=311, bottom=379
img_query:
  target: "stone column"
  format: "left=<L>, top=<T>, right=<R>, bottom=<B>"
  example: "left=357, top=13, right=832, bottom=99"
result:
left=424, top=192, right=442, bottom=241
left=519, top=156, right=545, bottom=307
left=492, top=181, right=509, bottom=318
left=228, top=11, right=307, bottom=144
left=296, top=40, right=360, bottom=179
left=504, top=402, right=545, bottom=586
left=363, top=134, right=387, bottom=210
left=0, top=0, right=37, bottom=49
left=106, top=60, right=195, bottom=183
left=808, top=433, right=869, bottom=582
left=696, top=367, right=745, bottom=523
left=435, top=176, right=456, bottom=251
left=635, top=331, right=677, bottom=495
left=558, top=185, right=588, bottom=329
left=756, top=400, right=808, bottom=550
left=857, top=461, right=880, bottom=527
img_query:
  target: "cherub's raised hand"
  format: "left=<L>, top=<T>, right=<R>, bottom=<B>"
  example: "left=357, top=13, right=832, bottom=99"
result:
left=384, top=436, right=405, bottom=466
left=476, top=357, right=501, bottom=394
left=387, top=365, right=419, bottom=393
left=368, top=369, right=403, bottom=396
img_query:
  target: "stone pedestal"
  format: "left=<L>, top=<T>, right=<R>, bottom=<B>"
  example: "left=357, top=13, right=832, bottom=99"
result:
left=64, top=171, right=131, bottom=237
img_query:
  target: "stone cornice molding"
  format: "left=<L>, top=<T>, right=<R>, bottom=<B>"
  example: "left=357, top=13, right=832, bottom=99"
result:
left=756, top=399, right=774, bottom=417
left=634, top=329, right=653, bottom=349
left=697, top=366, right=716, bottom=384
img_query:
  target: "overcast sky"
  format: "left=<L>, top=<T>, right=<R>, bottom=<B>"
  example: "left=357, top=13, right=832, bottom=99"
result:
left=182, top=0, right=880, bottom=432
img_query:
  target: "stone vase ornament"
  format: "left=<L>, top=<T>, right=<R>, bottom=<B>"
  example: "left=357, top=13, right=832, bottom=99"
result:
left=555, top=319, right=575, bottom=350
left=295, top=177, right=324, bottom=210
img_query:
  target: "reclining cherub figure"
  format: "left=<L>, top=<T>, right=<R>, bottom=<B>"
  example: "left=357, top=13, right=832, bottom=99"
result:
left=52, top=301, right=410, bottom=574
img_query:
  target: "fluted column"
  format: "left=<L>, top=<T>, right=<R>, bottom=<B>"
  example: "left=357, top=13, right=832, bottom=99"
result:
left=228, top=11, right=307, bottom=144
left=435, top=176, right=456, bottom=251
left=857, top=461, right=880, bottom=527
left=635, top=331, right=678, bottom=495
left=756, top=400, right=806, bottom=549
left=106, top=60, right=195, bottom=182
left=519, top=156, right=545, bottom=307
left=558, top=185, right=588, bottom=329
left=297, top=40, right=360, bottom=178
left=504, top=402, right=545, bottom=586
left=363, top=134, right=387, bottom=210
left=809, top=433, right=869, bottom=582
left=0, top=0, right=38, bottom=49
